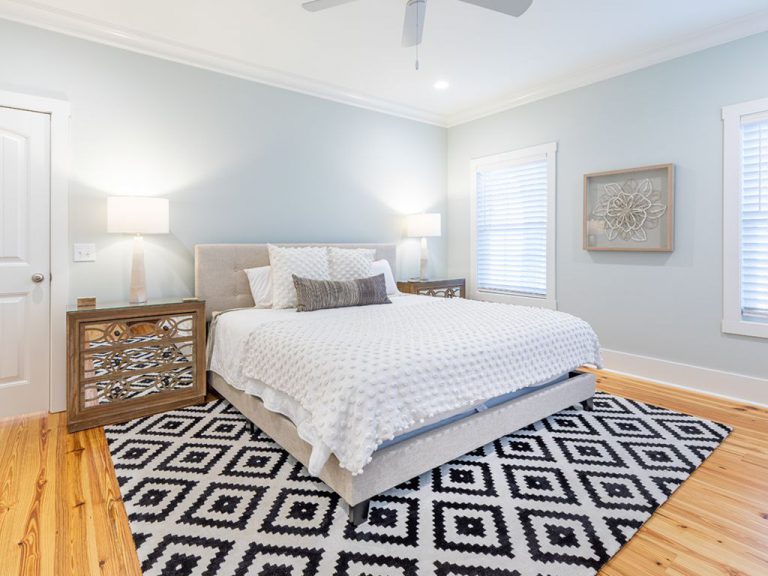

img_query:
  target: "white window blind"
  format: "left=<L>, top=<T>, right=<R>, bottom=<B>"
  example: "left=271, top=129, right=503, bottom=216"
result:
left=475, top=154, right=548, bottom=297
left=741, top=113, right=768, bottom=320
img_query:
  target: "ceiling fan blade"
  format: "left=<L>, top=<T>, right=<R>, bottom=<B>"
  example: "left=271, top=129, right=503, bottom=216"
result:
left=402, top=0, right=427, bottom=47
left=302, top=0, right=359, bottom=12
left=458, top=0, right=533, bottom=17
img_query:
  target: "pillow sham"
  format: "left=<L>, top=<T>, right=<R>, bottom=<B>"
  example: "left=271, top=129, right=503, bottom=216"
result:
left=293, top=273, right=391, bottom=312
left=371, top=259, right=398, bottom=295
left=244, top=265, right=273, bottom=308
left=268, top=245, right=331, bottom=309
left=328, top=247, right=375, bottom=281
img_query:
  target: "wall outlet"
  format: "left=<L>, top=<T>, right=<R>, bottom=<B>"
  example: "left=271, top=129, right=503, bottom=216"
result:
left=73, top=243, right=96, bottom=262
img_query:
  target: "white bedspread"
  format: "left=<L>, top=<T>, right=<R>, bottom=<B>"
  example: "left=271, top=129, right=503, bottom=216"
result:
left=210, top=296, right=601, bottom=476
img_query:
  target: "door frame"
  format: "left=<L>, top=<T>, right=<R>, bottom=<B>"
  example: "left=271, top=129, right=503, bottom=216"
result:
left=0, top=90, right=70, bottom=413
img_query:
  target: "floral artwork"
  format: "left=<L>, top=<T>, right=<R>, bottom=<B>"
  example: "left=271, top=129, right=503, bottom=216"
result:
left=592, top=178, right=667, bottom=242
left=584, top=164, right=674, bottom=251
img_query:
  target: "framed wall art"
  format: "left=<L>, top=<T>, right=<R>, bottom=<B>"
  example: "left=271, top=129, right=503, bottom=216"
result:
left=584, top=163, right=675, bottom=252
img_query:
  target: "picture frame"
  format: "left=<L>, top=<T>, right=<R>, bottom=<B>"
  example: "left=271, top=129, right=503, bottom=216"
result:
left=583, top=163, right=675, bottom=252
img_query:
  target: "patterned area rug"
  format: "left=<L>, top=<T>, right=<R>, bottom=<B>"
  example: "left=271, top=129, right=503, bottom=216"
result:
left=106, top=392, right=729, bottom=576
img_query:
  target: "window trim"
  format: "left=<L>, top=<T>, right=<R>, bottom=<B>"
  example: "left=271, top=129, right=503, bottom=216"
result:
left=722, top=97, right=768, bottom=339
left=469, top=142, right=557, bottom=309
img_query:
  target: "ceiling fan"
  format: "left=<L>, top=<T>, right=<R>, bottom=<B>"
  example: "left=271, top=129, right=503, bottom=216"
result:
left=302, top=0, right=534, bottom=49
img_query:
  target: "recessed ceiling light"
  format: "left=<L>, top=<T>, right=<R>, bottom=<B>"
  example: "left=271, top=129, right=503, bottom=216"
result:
left=433, top=80, right=450, bottom=91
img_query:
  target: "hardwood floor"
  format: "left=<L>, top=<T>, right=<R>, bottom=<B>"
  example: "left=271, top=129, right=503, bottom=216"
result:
left=0, top=371, right=766, bottom=575
left=0, top=409, right=138, bottom=576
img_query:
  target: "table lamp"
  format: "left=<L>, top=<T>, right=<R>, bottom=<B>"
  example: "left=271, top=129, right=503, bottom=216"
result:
left=107, top=196, right=169, bottom=304
left=407, top=212, right=441, bottom=280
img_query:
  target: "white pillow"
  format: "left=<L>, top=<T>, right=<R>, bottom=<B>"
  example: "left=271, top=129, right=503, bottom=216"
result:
left=328, top=247, right=375, bottom=281
left=244, top=265, right=272, bottom=308
left=371, top=259, right=398, bottom=295
left=268, top=245, right=331, bottom=309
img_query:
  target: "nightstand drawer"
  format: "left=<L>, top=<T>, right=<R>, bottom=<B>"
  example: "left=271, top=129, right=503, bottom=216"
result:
left=67, top=300, right=206, bottom=432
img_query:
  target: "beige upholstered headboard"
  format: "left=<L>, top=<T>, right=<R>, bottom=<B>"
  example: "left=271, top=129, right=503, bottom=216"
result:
left=194, top=243, right=397, bottom=319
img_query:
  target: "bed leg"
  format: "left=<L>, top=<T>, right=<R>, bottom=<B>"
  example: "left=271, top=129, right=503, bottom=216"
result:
left=582, top=397, right=595, bottom=411
left=348, top=500, right=370, bottom=526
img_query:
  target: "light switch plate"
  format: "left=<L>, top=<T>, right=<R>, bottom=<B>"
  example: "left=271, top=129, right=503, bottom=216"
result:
left=73, top=243, right=96, bottom=262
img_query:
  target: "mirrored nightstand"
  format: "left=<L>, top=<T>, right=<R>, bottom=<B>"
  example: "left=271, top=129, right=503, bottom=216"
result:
left=66, top=298, right=206, bottom=432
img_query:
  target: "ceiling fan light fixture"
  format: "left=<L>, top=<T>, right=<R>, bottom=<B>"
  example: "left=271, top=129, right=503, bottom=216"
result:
left=304, top=0, right=534, bottom=71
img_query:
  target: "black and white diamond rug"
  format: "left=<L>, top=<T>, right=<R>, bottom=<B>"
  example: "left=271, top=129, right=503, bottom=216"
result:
left=106, top=392, right=730, bottom=576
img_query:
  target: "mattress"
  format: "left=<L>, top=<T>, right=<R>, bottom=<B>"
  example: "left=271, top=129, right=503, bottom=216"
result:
left=209, top=294, right=601, bottom=475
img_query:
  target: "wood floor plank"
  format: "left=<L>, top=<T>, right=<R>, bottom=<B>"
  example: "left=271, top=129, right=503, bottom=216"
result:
left=0, top=370, right=765, bottom=575
left=54, top=412, right=76, bottom=576
left=0, top=418, right=29, bottom=575
left=16, top=416, right=54, bottom=576
left=82, top=426, right=141, bottom=576
left=62, top=415, right=102, bottom=575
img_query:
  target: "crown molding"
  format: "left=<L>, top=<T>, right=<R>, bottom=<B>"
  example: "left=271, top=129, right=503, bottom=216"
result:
left=0, top=0, right=447, bottom=126
left=445, top=8, right=768, bottom=127
left=2, top=0, right=768, bottom=129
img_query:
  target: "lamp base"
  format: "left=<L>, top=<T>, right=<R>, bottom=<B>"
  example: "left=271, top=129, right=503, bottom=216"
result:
left=129, top=235, right=147, bottom=304
left=419, top=236, right=429, bottom=280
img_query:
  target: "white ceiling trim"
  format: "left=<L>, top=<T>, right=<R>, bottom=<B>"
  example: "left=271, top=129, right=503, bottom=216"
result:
left=445, top=7, right=768, bottom=126
left=2, top=0, right=768, bottom=129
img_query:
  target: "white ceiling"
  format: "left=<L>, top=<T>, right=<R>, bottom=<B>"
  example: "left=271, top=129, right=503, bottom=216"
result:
left=2, top=0, right=768, bottom=126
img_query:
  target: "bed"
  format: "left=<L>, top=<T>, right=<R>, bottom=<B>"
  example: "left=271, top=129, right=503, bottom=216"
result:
left=195, top=243, right=600, bottom=524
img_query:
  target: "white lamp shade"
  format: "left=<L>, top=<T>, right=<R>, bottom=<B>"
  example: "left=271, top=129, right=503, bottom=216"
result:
left=407, top=212, right=441, bottom=238
left=107, top=197, right=169, bottom=234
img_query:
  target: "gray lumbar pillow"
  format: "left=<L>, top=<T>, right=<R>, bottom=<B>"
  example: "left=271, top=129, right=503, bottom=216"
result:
left=293, top=273, right=391, bottom=312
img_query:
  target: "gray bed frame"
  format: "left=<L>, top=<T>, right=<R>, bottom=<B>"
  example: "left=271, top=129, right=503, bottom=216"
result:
left=195, top=243, right=596, bottom=525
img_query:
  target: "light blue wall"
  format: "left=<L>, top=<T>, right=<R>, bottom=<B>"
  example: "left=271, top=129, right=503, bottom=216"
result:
left=446, top=32, right=768, bottom=381
left=0, top=19, right=446, bottom=302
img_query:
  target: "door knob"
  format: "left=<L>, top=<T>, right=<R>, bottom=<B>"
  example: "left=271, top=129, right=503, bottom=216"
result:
left=31, top=273, right=45, bottom=283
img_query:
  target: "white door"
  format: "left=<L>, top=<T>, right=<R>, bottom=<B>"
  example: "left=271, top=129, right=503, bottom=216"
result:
left=0, top=106, right=50, bottom=418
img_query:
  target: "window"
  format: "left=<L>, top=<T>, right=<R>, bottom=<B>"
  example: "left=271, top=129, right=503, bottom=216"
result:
left=723, top=98, right=768, bottom=338
left=470, top=142, right=557, bottom=308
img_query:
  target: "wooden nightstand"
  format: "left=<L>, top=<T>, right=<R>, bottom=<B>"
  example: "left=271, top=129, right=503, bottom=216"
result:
left=66, top=298, right=207, bottom=432
left=397, top=278, right=466, bottom=299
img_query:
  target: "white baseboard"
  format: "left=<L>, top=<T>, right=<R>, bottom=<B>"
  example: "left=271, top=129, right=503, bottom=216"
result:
left=599, top=348, right=768, bottom=407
